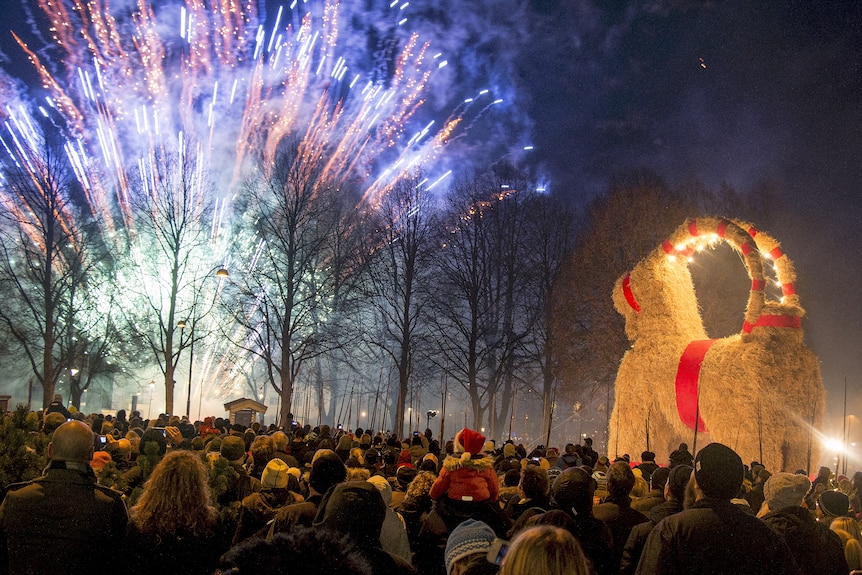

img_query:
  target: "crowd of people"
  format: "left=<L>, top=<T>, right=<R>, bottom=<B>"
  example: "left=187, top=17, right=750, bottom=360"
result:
left=1, top=397, right=861, bottom=575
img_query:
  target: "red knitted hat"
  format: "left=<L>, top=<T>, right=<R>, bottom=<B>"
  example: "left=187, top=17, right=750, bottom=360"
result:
left=455, top=428, right=486, bottom=456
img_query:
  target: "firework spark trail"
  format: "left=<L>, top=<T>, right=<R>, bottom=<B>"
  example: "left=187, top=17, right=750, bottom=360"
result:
left=3, top=0, right=507, bottom=401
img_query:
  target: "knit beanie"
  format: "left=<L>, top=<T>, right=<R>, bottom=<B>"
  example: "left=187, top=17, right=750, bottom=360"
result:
left=444, top=520, right=496, bottom=575
left=454, top=428, right=486, bottom=458
left=312, top=482, right=385, bottom=547
left=90, top=451, right=112, bottom=471
left=422, top=453, right=439, bottom=468
left=818, top=490, right=850, bottom=517
left=552, top=467, right=596, bottom=518
left=367, top=474, right=393, bottom=506
left=694, top=443, right=743, bottom=499
left=667, top=465, right=693, bottom=500
left=503, top=443, right=516, bottom=458
left=764, top=472, right=810, bottom=511
left=309, top=451, right=348, bottom=494
left=220, top=436, right=247, bottom=463
left=261, top=458, right=290, bottom=489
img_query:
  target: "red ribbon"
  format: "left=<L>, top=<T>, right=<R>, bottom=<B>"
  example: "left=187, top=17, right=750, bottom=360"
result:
left=675, top=340, right=714, bottom=433
left=688, top=220, right=699, bottom=237
left=622, top=274, right=640, bottom=312
left=770, top=247, right=784, bottom=259
left=742, top=314, right=802, bottom=334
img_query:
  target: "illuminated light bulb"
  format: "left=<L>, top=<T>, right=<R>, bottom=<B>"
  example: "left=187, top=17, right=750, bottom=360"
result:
left=775, top=280, right=781, bottom=287
left=764, top=252, right=772, bottom=260
left=668, top=255, right=677, bottom=262
left=687, top=257, right=694, bottom=263
left=780, top=296, right=786, bottom=304
left=675, top=244, right=685, bottom=251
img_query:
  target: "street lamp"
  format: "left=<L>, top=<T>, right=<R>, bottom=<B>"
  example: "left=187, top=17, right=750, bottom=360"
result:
left=426, top=409, right=438, bottom=432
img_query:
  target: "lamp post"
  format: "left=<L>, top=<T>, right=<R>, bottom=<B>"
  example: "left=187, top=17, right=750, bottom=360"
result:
left=148, top=381, right=155, bottom=419
left=177, top=319, right=192, bottom=417
left=426, top=409, right=438, bottom=432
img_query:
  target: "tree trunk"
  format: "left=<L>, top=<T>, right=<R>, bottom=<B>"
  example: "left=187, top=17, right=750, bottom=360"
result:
left=279, top=373, right=293, bottom=428
left=164, top=364, right=175, bottom=415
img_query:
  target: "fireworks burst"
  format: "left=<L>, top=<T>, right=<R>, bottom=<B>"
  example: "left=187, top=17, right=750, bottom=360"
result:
left=0, top=0, right=505, bottom=411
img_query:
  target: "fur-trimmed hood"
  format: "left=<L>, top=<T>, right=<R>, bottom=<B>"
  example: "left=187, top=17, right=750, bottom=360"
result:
left=442, top=453, right=494, bottom=472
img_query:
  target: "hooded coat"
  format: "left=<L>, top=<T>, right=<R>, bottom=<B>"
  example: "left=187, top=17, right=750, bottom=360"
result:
left=428, top=454, right=498, bottom=503
left=760, top=505, right=847, bottom=575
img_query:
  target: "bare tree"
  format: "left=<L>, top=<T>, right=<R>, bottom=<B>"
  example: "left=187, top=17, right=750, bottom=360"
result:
left=226, top=140, right=366, bottom=426
left=519, top=192, right=576, bottom=446
left=362, top=173, right=440, bottom=437
left=0, top=116, right=105, bottom=407
left=119, top=140, right=219, bottom=415
left=430, top=166, right=532, bottom=432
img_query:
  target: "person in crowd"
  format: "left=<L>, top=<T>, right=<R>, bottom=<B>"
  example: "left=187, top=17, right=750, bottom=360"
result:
left=592, top=461, right=648, bottom=572
left=849, top=471, right=862, bottom=517
left=125, top=450, right=223, bottom=575
left=336, top=433, right=354, bottom=462
left=44, top=394, right=71, bottom=420
left=444, top=519, right=499, bottom=575
left=42, top=411, right=66, bottom=435
left=745, top=466, right=771, bottom=512
left=495, top=443, right=521, bottom=474
left=428, top=427, right=505, bottom=533
left=632, top=467, right=670, bottom=514
left=635, top=442, right=796, bottom=574
left=620, top=465, right=691, bottom=575
left=312, top=481, right=416, bottom=575
left=392, top=465, right=418, bottom=509
left=248, top=435, right=275, bottom=480
left=268, top=449, right=347, bottom=536
left=667, top=443, right=693, bottom=468
left=500, top=525, right=590, bottom=575
left=636, top=451, right=658, bottom=484
left=497, top=469, right=521, bottom=510
left=0, top=420, right=128, bottom=574
left=829, top=525, right=862, bottom=572
left=581, top=438, right=598, bottom=467
left=397, top=468, right=437, bottom=546
left=629, top=468, right=650, bottom=498
left=817, top=490, right=851, bottom=524
left=554, top=443, right=582, bottom=470
left=218, top=435, right=261, bottom=507
left=410, top=434, right=428, bottom=466
left=217, top=528, right=373, bottom=575
left=757, top=471, right=848, bottom=575
left=368, top=475, right=412, bottom=562
left=806, top=466, right=834, bottom=509
left=549, top=466, right=614, bottom=575
left=233, top=458, right=303, bottom=545
left=503, top=466, right=551, bottom=524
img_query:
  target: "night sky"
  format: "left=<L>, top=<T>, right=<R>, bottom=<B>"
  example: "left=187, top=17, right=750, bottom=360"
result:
left=1, top=0, right=862, bottom=449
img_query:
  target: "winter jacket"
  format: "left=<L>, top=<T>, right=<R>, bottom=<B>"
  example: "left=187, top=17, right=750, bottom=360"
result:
left=761, top=505, right=847, bottom=575
left=0, top=463, right=128, bottom=575
left=233, top=488, right=301, bottom=545
left=593, top=494, right=648, bottom=573
left=124, top=522, right=223, bottom=575
left=631, top=489, right=665, bottom=514
left=635, top=498, right=796, bottom=575
left=429, top=454, right=498, bottom=502
left=619, top=499, right=683, bottom=575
